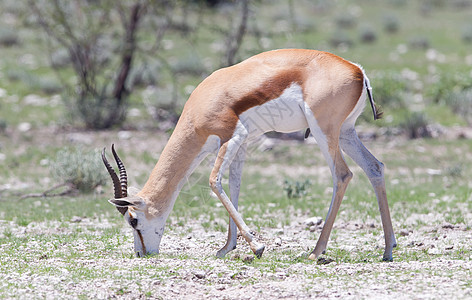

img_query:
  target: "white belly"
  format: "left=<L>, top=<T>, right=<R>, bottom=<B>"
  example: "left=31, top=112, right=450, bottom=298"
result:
left=239, top=83, right=308, bottom=139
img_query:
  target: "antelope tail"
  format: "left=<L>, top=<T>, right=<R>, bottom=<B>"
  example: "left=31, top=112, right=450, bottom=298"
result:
left=364, top=75, right=383, bottom=120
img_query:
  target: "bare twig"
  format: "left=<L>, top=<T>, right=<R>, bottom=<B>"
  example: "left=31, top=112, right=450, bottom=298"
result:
left=225, top=0, right=250, bottom=66
left=18, top=183, right=76, bottom=201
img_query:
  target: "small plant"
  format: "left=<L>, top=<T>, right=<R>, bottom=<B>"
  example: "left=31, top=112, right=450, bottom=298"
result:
left=359, top=24, right=377, bottom=43
left=461, top=24, right=472, bottom=44
left=0, top=27, right=20, bottom=47
left=283, top=179, right=311, bottom=199
left=63, top=90, right=128, bottom=129
left=371, top=72, right=407, bottom=109
left=445, top=87, right=472, bottom=125
left=400, top=111, right=432, bottom=139
left=382, top=14, right=400, bottom=33
left=329, top=30, right=353, bottom=48
left=334, top=13, right=357, bottom=29
left=171, top=54, right=207, bottom=76
left=408, top=36, right=430, bottom=49
left=427, top=72, right=472, bottom=104
left=50, top=147, right=108, bottom=192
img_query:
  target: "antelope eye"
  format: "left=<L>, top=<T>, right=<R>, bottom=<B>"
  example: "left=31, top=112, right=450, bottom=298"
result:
left=129, top=217, right=138, bottom=229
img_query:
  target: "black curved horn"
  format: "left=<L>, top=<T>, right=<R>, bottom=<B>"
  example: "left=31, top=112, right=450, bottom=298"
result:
left=102, top=147, right=122, bottom=199
left=111, top=144, right=128, bottom=198
left=102, top=146, right=128, bottom=216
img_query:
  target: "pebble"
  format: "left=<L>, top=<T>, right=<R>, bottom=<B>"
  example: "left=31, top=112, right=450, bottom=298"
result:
left=274, top=237, right=282, bottom=246
left=192, top=270, right=206, bottom=279
left=304, top=217, right=323, bottom=227
left=241, top=254, right=254, bottom=263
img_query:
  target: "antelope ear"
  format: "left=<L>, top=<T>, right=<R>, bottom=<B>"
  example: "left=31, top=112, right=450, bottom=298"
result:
left=109, top=199, right=135, bottom=208
left=108, top=196, right=145, bottom=208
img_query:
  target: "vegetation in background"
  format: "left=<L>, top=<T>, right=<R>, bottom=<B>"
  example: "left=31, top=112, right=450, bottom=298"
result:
left=50, top=147, right=108, bottom=193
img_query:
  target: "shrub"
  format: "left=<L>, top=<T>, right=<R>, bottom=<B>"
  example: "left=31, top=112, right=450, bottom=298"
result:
left=408, top=36, right=430, bottom=49
left=0, top=27, right=20, bottom=47
left=50, top=48, right=71, bottom=69
left=62, top=89, right=127, bottom=129
left=38, top=77, right=63, bottom=95
left=401, top=112, right=432, bottom=139
left=359, top=24, right=377, bottom=43
left=171, top=54, right=207, bottom=76
left=283, top=179, right=311, bottom=199
left=371, top=72, right=407, bottom=109
left=427, top=72, right=472, bottom=103
left=461, top=24, right=472, bottom=44
left=128, top=61, right=161, bottom=88
left=329, top=30, right=353, bottom=48
left=445, top=87, right=472, bottom=125
left=50, top=147, right=108, bottom=192
left=334, top=13, right=357, bottom=29
left=382, top=14, right=400, bottom=33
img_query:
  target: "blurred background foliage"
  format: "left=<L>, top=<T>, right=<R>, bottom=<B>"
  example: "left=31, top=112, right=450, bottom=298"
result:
left=0, top=0, right=471, bottom=134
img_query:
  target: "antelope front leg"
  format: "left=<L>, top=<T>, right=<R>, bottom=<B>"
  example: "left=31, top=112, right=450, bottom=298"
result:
left=210, top=141, right=265, bottom=258
left=216, top=145, right=246, bottom=258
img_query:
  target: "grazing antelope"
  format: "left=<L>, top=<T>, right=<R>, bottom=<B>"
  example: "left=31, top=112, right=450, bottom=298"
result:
left=102, top=49, right=396, bottom=261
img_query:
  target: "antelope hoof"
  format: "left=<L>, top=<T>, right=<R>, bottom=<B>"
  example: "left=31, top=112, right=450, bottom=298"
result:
left=308, top=248, right=325, bottom=261
left=216, top=245, right=236, bottom=258
left=382, top=253, right=393, bottom=262
left=252, top=244, right=265, bottom=258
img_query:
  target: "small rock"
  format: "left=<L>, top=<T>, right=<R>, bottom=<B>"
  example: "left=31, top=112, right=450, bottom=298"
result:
left=70, top=216, right=82, bottom=223
left=304, top=217, right=323, bottom=227
left=309, top=225, right=318, bottom=232
left=241, top=254, right=254, bottom=263
left=445, top=245, right=454, bottom=250
left=18, top=122, right=32, bottom=132
left=231, top=253, right=240, bottom=260
left=274, top=238, right=282, bottom=246
left=118, top=131, right=132, bottom=140
left=193, top=270, right=206, bottom=279
left=317, top=257, right=334, bottom=265
left=399, top=229, right=410, bottom=236
left=442, top=222, right=455, bottom=229
left=295, top=251, right=308, bottom=260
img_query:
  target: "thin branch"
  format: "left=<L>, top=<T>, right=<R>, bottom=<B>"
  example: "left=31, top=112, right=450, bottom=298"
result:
left=18, top=183, right=76, bottom=201
left=225, top=0, right=250, bottom=66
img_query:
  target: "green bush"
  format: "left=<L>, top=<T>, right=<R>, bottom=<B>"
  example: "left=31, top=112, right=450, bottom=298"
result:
left=461, top=24, right=472, bottom=43
left=50, top=147, right=108, bottom=192
left=445, top=88, right=472, bottom=125
left=359, top=24, right=377, bottom=43
left=0, top=27, right=20, bottom=47
left=371, top=72, right=407, bottom=109
left=283, top=179, right=311, bottom=199
left=329, top=30, right=353, bottom=48
left=63, top=90, right=127, bottom=129
left=400, top=112, right=432, bottom=139
left=334, top=13, right=357, bottom=29
left=427, top=72, right=472, bottom=104
left=382, top=14, right=400, bottom=33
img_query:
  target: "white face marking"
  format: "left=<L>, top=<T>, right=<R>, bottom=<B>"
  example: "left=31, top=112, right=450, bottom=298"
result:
left=125, top=209, right=167, bottom=257
left=239, top=83, right=308, bottom=139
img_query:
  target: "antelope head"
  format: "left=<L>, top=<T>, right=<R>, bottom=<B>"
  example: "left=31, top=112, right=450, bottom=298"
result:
left=102, top=145, right=164, bottom=257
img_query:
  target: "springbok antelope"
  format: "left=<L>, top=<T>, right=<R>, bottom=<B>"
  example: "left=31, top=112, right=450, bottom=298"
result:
left=102, top=49, right=396, bottom=261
